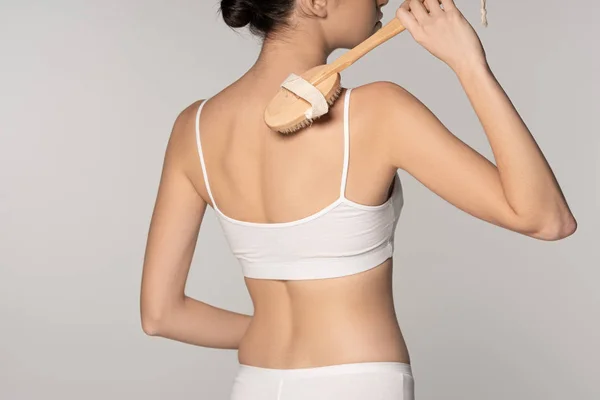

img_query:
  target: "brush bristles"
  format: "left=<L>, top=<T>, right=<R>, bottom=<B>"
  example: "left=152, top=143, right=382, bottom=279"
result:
left=278, top=85, right=343, bottom=135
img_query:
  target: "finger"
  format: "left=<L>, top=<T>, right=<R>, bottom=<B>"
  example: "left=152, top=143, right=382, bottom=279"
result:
left=425, top=0, right=443, bottom=15
left=396, top=2, right=419, bottom=32
left=409, top=0, right=430, bottom=23
left=440, top=0, right=457, bottom=11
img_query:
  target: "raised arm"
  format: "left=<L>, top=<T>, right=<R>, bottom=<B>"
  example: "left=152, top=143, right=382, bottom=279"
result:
left=140, top=101, right=251, bottom=349
left=376, top=0, right=576, bottom=240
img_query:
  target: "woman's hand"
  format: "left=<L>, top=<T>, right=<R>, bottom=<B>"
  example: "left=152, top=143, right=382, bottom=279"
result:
left=396, top=0, right=487, bottom=73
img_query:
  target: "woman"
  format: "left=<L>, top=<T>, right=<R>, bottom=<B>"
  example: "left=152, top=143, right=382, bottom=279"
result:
left=140, top=0, right=577, bottom=398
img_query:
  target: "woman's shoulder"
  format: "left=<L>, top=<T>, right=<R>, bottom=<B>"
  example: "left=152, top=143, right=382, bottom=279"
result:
left=158, top=99, right=207, bottom=178
left=175, top=99, right=206, bottom=129
left=168, top=98, right=208, bottom=144
left=347, top=81, right=425, bottom=137
left=351, top=81, right=419, bottom=108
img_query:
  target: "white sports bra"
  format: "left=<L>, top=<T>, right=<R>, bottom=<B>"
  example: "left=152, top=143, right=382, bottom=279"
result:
left=195, top=88, right=404, bottom=280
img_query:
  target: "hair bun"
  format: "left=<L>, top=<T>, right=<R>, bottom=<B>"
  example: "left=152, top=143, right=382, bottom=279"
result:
left=220, top=0, right=253, bottom=29
left=220, top=0, right=294, bottom=37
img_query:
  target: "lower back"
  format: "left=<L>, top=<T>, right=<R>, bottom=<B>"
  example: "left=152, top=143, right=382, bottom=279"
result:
left=237, top=260, right=411, bottom=368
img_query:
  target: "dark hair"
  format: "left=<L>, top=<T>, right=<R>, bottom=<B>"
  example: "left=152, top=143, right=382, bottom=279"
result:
left=220, top=0, right=295, bottom=38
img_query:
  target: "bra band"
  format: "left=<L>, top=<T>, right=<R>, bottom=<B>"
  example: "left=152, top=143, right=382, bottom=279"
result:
left=281, top=73, right=329, bottom=120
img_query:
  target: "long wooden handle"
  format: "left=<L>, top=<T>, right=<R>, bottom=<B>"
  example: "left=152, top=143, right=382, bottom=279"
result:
left=309, top=18, right=405, bottom=87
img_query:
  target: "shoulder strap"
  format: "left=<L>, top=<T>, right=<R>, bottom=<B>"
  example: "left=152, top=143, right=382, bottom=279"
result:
left=195, top=99, right=219, bottom=211
left=340, top=88, right=352, bottom=198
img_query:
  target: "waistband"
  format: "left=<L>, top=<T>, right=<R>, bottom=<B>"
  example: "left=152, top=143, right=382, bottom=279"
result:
left=237, top=361, right=412, bottom=379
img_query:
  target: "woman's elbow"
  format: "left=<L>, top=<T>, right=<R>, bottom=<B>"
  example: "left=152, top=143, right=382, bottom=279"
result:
left=528, top=213, right=578, bottom=241
left=140, top=302, right=168, bottom=337
left=141, top=314, right=162, bottom=336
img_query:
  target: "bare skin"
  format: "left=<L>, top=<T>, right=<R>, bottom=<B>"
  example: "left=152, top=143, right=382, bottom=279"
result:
left=140, top=0, right=576, bottom=369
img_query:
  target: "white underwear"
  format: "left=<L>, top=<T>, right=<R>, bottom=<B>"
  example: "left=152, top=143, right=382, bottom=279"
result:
left=230, top=361, right=414, bottom=400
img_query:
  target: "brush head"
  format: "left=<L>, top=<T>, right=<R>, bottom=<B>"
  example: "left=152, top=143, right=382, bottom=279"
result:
left=264, top=65, right=343, bottom=135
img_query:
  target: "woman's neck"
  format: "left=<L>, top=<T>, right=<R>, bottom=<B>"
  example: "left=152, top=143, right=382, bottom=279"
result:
left=243, top=31, right=334, bottom=98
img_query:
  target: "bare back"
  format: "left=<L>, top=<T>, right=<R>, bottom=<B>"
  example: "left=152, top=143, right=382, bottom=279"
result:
left=186, top=84, right=411, bottom=368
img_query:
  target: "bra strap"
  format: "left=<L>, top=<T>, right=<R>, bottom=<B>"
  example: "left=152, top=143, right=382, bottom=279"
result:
left=340, top=88, right=352, bottom=198
left=195, top=99, right=219, bottom=211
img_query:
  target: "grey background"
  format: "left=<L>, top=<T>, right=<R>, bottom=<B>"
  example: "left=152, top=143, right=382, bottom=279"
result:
left=0, top=0, right=598, bottom=399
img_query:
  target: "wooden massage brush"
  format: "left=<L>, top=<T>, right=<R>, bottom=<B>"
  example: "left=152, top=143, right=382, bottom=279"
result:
left=264, top=18, right=406, bottom=135
left=263, top=0, right=489, bottom=135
